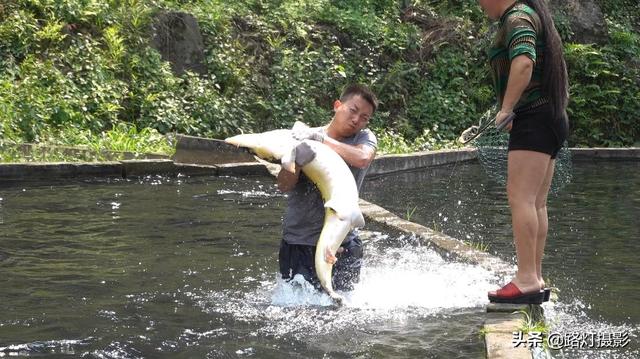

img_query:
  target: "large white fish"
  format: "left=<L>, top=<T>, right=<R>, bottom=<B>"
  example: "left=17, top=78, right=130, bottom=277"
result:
left=225, top=122, right=365, bottom=304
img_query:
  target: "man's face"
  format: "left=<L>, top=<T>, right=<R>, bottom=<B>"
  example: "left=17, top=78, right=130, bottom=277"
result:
left=332, top=95, right=374, bottom=137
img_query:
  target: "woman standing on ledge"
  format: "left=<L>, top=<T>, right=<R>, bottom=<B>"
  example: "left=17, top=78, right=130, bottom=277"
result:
left=478, top=0, right=570, bottom=304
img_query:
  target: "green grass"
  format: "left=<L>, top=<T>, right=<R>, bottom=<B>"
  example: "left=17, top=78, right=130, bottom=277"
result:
left=405, top=205, right=418, bottom=221
left=463, top=239, right=490, bottom=252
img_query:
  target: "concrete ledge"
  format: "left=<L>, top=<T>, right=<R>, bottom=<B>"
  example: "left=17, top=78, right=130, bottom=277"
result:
left=174, top=163, right=219, bottom=176
left=7, top=143, right=634, bottom=180
left=487, top=303, right=530, bottom=313
left=120, top=160, right=220, bottom=177
left=172, top=134, right=256, bottom=165
left=0, top=160, right=274, bottom=180
left=367, top=148, right=477, bottom=177
left=121, top=159, right=178, bottom=177
left=484, top=311, right=532, bottom=359
left=0, top=162, right=124, bottom=179
left=367, top=147, right=640, bottom=177
left=216, top=162, right=271, bottom=177
left=484, top=304, right=547, bottom=359
left=12, top=143, right=169, bottom=161
left=570, top=147, right=640, bottom=160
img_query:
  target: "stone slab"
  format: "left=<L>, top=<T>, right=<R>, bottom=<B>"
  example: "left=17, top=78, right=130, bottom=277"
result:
left=0, top=162, right=123, bottom=179
left=484, top=311, right=532, bottom=359
left=174, top=164, right=219, bottom=176
left=485, top=312, right=526, bottom=332
left=367, top=148, right=477, bottom=177
left=487, top=303, right=530, bottom=313
left=485, top=331, right=532, bottom=359
left=217, top=162, right=271, bottom=177
left=121, top=159, right=178, bottom=177
left=172, top=134, right=256, bottom=165
left=570, top=147, right=640, bottom=160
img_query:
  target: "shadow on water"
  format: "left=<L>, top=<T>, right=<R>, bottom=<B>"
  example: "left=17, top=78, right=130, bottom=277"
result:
left=1, top=175, right=497, bottom=358
left=362, top=159, right=640, bottom=359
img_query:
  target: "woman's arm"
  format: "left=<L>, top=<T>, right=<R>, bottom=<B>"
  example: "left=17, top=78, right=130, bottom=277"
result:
left=502, top=55, right=534, bottom=111
left=498, top=54, right=534, bottom=130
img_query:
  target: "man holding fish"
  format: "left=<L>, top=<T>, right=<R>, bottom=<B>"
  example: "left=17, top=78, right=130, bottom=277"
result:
left=276, top=84, right=378, bottom=296
left=225, top=83, right=378, bottom=303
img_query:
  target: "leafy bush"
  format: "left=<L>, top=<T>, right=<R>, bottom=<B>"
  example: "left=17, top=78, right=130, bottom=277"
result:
left=565, top=22, right=640, bottom=146
left=0, top=0, right=638, bottom=164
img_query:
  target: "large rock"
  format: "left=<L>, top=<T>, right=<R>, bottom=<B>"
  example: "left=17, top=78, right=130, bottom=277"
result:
left=551, top=0, right=608, bottom=44
left=150, top=12, right=206, bottom=75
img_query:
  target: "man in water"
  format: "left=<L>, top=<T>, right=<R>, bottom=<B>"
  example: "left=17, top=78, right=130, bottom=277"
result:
left=277, top=84, right=378, bottom=291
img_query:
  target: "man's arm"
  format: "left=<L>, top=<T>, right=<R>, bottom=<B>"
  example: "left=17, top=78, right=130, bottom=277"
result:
left=322, top=138, right=376, bottom=169
left=277, top=167, right=300, bottom=192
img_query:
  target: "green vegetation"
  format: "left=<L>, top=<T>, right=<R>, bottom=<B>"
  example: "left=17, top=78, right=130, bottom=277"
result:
left=517, top=308, right=551, bottom=348
left=463, top=239, right=490, bottom=252
left=0, top=123, right=173, bottom=162
left=0, top=0, right=638, bottom=162
left=565, top=24, right=640, bottom=146
left=405, top=205, right=417, bottom=221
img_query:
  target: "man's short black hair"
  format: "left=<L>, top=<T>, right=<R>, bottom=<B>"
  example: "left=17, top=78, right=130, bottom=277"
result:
left=340, top=84, right=378, bottom=113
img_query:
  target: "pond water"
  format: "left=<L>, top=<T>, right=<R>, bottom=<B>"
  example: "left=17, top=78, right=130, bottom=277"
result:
left=362, top=159, right=640, bottom=359
left=1, top=175, right=498, bottom=358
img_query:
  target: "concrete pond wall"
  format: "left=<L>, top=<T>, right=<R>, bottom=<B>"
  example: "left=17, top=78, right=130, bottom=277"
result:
left=2, top=136, right=639, bottom=359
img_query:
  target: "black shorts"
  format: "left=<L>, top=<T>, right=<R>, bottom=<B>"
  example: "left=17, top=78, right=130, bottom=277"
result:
left=508, top=103, right=569, bottom=159
left=279, top=237, right=363, bottom=291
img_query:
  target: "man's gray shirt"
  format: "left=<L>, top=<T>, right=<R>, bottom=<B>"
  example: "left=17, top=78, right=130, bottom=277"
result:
left=282, top=128, right=377, bottom=246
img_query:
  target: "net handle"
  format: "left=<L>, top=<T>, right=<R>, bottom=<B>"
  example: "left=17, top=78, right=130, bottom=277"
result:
left=458, top=112, right=515, bottom=144
left=496, top=112, right=515, bottom=131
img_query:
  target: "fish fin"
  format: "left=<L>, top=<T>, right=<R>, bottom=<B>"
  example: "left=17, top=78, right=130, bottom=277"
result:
left=324, top=200, right=349, bottom=221
left=324, top=200, right=363, bottom=228
left=352, top=211, right=365, bottom=228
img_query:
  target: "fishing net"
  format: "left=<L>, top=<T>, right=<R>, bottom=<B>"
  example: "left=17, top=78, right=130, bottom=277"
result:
left=471, top=107, right=572, bottom=195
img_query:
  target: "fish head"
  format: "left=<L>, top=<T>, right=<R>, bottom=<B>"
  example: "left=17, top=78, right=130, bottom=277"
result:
left=226, top=123, right=318, bottom=171
left=225, top=129, right=296, bottom=163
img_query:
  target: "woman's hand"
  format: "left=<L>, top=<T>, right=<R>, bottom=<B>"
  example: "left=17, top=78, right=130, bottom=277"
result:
left=495, top=110, right=515, bottom=132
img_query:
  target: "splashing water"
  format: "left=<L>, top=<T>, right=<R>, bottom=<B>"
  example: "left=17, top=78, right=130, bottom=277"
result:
left=271, top=274, right=335, bottom=307
left=542, top=299, right=640, bottom=359
left=197, top=231, right=499, bottom=345
left=350, top=239, right=496, bottom=309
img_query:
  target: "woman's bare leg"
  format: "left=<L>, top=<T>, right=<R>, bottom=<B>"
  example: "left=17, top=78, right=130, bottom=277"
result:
left=535, top=159, right=556, bottom=288
left=505, top=150, right=552, bottom=294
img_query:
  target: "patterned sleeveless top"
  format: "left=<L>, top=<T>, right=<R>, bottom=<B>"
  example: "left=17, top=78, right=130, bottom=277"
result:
left=488, top=2, right=548, bottom=111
